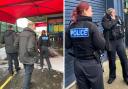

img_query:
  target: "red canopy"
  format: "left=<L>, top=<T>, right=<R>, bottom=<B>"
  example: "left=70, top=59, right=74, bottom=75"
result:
left=0, top=0, right=63, bottom=24
left=35, top=22, right=47, bottom=27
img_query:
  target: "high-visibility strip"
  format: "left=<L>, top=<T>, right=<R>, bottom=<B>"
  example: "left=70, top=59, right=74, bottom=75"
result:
left=0, top=75, right=13, bottom=89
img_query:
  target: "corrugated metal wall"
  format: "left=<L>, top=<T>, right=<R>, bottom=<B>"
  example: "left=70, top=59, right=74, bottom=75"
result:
left=65, top=0, right=106, bottom=87
left=106, top=0, right=124, bottom=19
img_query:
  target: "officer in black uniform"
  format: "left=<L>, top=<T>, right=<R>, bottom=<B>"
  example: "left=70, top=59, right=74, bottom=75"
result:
left=38, top=30, right=52, bottom=71
left=102, top=8, right=128, bottom=85
left=65, top=1, right=105, bottom=89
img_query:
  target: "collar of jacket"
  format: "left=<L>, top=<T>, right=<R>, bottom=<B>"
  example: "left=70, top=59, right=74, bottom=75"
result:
left=24, top=27, right=36, bottom=34
left=5, top=30, right=15, bottom=36
left=77, top=16, right=92, bottom=22
left=23, top=27, right=37, bottom=37
left=42, top=34, right=47, bottom=36
left=6, top=30, right=15, bottom=32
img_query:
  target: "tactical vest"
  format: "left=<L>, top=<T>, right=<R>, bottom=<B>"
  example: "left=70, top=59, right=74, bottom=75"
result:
left=69, top=22, right=94, bottom=58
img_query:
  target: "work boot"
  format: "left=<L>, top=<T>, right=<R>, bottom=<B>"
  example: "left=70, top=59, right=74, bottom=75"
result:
left=16, top=67, right=21, bottom=73
left=9, top=70, right=14, bottom=76
left=107, top=78, right=116, bottom=84
left=48, top=67, right=52, bottom=72
left=124, top=79, right=128, bottom=85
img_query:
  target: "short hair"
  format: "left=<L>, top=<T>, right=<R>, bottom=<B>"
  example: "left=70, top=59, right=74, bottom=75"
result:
left=106, top=8, right=114, bottom=15
left=27, top=22, right=35, bottom=28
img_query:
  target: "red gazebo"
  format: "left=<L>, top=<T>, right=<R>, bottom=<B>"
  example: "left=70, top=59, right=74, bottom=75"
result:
left=0, top=0, right=63, bottom=24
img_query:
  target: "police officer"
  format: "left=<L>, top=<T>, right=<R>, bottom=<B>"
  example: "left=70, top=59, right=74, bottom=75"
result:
left=38, top=30, right=52, bottom=71
left=65, top=1, right=105, bottom=89
left=102, top=8, right=128, bottom=85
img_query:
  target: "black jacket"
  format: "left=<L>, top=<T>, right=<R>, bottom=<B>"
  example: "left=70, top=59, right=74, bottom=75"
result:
left=0, top=30, right=17, bottom=53
left=102, top=14, right=124, bottom=50
left=65, top=16, right=106, bottom=58
left=102, top=14, right=124, bottom=39
left=38, top=35, right=50, bottom=49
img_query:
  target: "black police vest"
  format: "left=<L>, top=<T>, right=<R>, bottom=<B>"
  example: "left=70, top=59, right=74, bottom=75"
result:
left=40, top=36, right=49, bottom=46
left=110, top=24, right=125, bottom=40
left=69, top=27, right=94, bottom=58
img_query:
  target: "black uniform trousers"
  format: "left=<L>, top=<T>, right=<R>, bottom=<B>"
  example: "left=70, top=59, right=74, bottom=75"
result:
left=107, top=38, right=128, bottom=80
left=40, top=46, right=52, bottom=70
left=74, top=58, right=104, bottom=89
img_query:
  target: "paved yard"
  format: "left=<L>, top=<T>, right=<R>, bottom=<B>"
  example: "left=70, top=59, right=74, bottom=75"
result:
left=2, top=69, right=63, bottom=89
left=0, top=47, right=63, bottom=89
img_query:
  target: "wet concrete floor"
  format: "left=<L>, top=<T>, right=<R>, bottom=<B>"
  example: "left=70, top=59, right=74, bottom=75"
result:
left=0, top=47, right=63, bottom=89
left=0, top=69, right=63, bottom=89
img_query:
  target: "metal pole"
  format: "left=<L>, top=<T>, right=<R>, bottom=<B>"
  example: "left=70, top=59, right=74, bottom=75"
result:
left=46, top=16, right=48, bottom=34
left=6, top=22, right=7, bottom=31
left=16, top=21, right=18, bottom=32
left=0, top=21, right=1, bottom=34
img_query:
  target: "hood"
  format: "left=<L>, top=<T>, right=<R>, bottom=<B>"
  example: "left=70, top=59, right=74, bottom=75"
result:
left=22, top=27, right=36, bottom=37
left=23, top=27, right=35, bottom=34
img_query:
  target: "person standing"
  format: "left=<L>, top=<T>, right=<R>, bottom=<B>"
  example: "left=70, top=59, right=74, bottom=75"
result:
left=102, top=8, right=128, bottom=85
left=0, top=25, right=20, bottom=75
left=14, top=22, right=38, bottom=89
left=65, top=1, right=105, bottom=89
left=38, top=30, right=52, bottom=71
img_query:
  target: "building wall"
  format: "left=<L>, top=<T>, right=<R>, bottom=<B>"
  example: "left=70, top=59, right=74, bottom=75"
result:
left=106, top=0, right=124, bottom=19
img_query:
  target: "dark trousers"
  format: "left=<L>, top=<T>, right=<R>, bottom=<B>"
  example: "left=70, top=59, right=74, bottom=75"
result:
left=7, top=53, right=19, bottom=72
left=74, top=59, right=104, bottom=89
left=40, top=46, right=52, bottom=69
left=107, top=38, right=128, bottom=79
left=23, top=64, right=34, bottom=89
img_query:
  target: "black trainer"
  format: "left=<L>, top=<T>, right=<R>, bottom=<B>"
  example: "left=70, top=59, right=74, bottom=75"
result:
left=9, top=71, right=14, bottom=75
left=124, top=79, right=128, bottom=85
left=16, top=67, right=21, bottom=73
left=107, top=78, right=116, bottom=84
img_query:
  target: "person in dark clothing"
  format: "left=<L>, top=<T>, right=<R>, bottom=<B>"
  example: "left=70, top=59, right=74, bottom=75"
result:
left=65, top=1, right=105, bottom=89
left=14, top=22, right=38, bottom=89
left=0, top=25, right=20, bottom=75
left=38, top=30, right=52, bottom=71
left=102, top=8, right=128, bottom=85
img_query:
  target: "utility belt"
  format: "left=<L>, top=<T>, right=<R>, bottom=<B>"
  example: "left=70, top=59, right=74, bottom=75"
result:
left=109, top=27, right=125, bottom=41
left=76, top=51, right=104, bottom=72
left=68, top=50, right=101, bottom=63
left=76, top=55, right=95, bottom=60
left=109, top=36, right=123, bottom=41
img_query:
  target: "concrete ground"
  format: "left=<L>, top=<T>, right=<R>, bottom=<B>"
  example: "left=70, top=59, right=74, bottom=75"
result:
left=69, top=60, right=128, bottom=89
left=3, top=69, right=63, bottom=89
left=0, top=47, right=63, bottom=89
